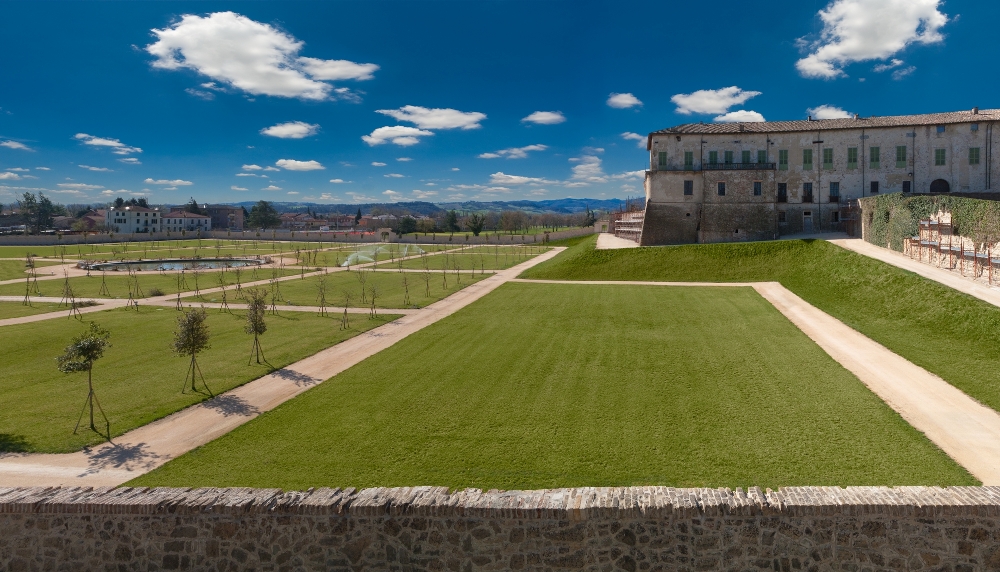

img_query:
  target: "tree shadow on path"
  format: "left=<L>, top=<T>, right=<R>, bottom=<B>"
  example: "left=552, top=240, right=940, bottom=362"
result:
left=201, top=394, right=261, bottom=417
left=79, top=442, right=164, bottom=476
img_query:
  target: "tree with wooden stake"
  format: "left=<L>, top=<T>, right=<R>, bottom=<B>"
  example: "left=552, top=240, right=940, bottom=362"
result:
left=356, top=267, right=369, bottom=304
left=58, top=269, right=72, bottom=307
left=245, top=288, right=269, bottom=365
left=191, top=267, right=201, bottom=297
left=340, top=290, right=352, bottom=330
left=316, top=274, right=329, bottom=317
left=98, top=270, right=110, bottom=297
left=368, top=283, right=378, bottom=318
left=173, top=308, right=213, bottom=395
left=57, top=322, right=112, bottom=440
left=217, top=274, right=231, bottom=313
left=23, top=274, right=31, bottom=306
left=402, top=273, right=411, bottom=306
left=233, top=266, right=243, bottom=299
left=67, top=288, right=83, bottom=321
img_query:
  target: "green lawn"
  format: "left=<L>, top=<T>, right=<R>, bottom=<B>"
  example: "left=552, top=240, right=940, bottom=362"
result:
left=0, top=307, right=399, bottom=453
left=523, top=236, right=1000, bottom=416
left=132, top=283, right=974, bottom=490
left=0, top=301, right=72, bottom=319
left=0, top=267, right=299, bottom=298
left=392, top=247, right=550, bottom=272
left=0, top=259, right=63, bottom=281
left=187, top=268, right=487, bottom=308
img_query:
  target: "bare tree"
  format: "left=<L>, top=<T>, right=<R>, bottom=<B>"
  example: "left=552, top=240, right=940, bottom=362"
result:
left=368, top=284, right=378, bottom=318
left=173, top=308, right=212, bottom=395
left=340, top=290, right=352, bottom=330
left=356, top=267, right=369, bottom=303
left=245, top=288, right=269, bottom=365
left=316, top=273, right=328, bottom=316
left=402, top=273, right=411, bottom=306
left=57, top=322, right=112, bottom=439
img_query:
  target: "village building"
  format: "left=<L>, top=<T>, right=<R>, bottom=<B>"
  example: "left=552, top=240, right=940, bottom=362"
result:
left=206, top=204, right=244, bottom=231
left=162, top=210, right=212, bottom=233
left=105, top=206, right=161, bottom=233
left=638, top=108, right=1000, bottom=245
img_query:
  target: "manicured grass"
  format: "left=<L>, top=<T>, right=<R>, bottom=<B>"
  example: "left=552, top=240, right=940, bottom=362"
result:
left=0, top=267, right=299, bottom=298
left=394, top=248, right=548, bottom=271
left=0, top=306, right=399, bottom=453
left=0, top=301, right=71, bottom=319
left=187, top=268, right=487, bottom=308
left=0, top=259, right=62, bottom=281
left=523, top=236, right=1000, bottom=416
left=132, top=283, right=974, bottom=490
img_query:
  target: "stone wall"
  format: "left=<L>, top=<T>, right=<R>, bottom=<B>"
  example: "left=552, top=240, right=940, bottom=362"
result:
left=5, top=485, right=1000, bottom=570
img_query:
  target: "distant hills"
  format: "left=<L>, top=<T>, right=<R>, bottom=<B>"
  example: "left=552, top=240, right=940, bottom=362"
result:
left=229, top=198, right=634, bottom=216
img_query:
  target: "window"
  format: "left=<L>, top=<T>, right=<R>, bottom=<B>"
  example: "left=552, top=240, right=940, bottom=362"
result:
left=823, top=148, right=833, bottom=169
left=803, top=149, right=813, bottom=170
left=832, top=212, right=840, bottom=223
left=724, top=151, right=734, bottom=164
left=829, top=182, right=840, bottom=202
left=658, top=152, right=667, bottom=167
left=972, top=124, right=980, bottom=132
left=741, top=150, right=751, bottom=164
left=847, top=147, right=858, bottom=169
left=937, top=125, right=946, bottom=133
left=970, top=147, right=981, bottom=165
left=778, top=150, right=788, bottom=170
left=709, top=151, right=719, bottom=165
left=896, top=146, right=907, bottom=168
left=778, top=211, right=787, bottom=223
left=757, top=150, right=767, bottom=164
left=803, top=182, right=813, bottom=203
left=683, top=151, right=693, bottom=168
left=753, top=181, right=762, bottom=196
left=870, top=181, right=879, bottom=194
left=903, top=181, right=911, bottom=193
left=777, top=183, right=787, bottom=202
left=869, top=146, right=880, bottom=169
left=935, top=148, right=946, bottom=166
left=683, top=180, right=693, bottom=195
left=717, top=182, right=726, bottom=196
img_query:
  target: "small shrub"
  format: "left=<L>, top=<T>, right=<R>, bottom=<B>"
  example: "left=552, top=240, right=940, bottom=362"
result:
left=148, top=287, right=165, bottom=297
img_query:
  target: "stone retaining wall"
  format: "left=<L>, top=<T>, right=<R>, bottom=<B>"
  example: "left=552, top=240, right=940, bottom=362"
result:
left=4, top=486, right=1000, bottom=570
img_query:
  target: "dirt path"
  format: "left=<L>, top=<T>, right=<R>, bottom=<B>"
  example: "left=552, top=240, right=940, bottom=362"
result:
left=595, top=234, right=638, bottom=249
left=0, top=248, right=565, bottom=487
left=830, top=238, right=1000, bottom=309
left=513, top=278, right=1000, bottom=484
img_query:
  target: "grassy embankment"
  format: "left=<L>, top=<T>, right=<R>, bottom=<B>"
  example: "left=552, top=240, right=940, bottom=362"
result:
left=0, top=268, right=300, bottom=298
left=132, top=283, right=975, bottom=490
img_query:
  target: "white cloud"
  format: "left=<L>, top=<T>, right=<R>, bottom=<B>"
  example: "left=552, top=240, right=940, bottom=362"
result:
left=713, top=110, right=766, bottom=123
left=262, top=185, right=282, bottom=191
left=329, top=178, right=351, bottom=183
left=795, top=0, right=948, bottom=79
left=144, top=178, right=193, bottom=186
left=74, top=133, right=142, bottom=155
left=488, top=172, right=557, bottom=185
left=384, top=173, right=404, bottom=178
left=371, top=161, right=386, bottom=167
left=522, top=111, right=565, bottom=125
left=611, top=170, right=645, bottom=180
left=242, top=164, right=262, bottom=170
left=362, top=126, right=433, bottom=146
left=6, top=167, right=29, bottom=172
left=276, top=158, right=325, bottom=171
left=383, top=190, right=401, bottom=199
left=35, top=167, right=50, bottom=170
left=873, top=58, right=904, bottom=72
left=146, top=12, right=378, bottom=101
left=807, top=104, right=853, bottom=119
left=424, top=182, right=436, bottom=186
left=118, top=157, right=141, bottom=165
left=671, top=86, right=761, bottom=115
left=621, top=132, right=646, bottom=148
left=57, top=182, right=103, bottom=190
left=263, top=166, right=279, bottom=171
left=231, top=185, right=248, bottom=191
left=260, top=121, right=320, bottom=139
left=79, top=165, right=112, bottom=172
left=448, top=194, right=467, bottom=200
left=319, top=193, right=333, bottom=200
left=412, top=190, right=437, bottom=199
left=0, top=172, right=21, bottom=180
left=396, top=157, right=412, bottom=162
left=376, top=105, right=485, bottom=130
left=185, top=87, right=215, bottom=100
left=892, top=66, right=917, bottom=80
left=607, top=93, right=642, bottom=109
left=478, top=144, right=548, bottom=160
left=451, top=167, right=460, bottom=171
left=235, top=173, right=263, bottom=177
left=287, top=191, right=299, bottom=195
left=529, top=189, right=548, bottom=196
left=0, top=140, right=32, bottom=151
left=567, top=155, right=607, bottom=185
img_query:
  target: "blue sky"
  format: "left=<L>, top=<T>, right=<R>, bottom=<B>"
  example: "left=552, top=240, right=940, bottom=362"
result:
left=0, top=0, right=992, bottom=206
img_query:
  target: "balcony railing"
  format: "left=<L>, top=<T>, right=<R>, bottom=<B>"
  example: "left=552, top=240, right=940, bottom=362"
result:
left=803, top=194, right=814, bottom=203
left=777, top=194, right=788, bottom=203
left=703, top=162, right=775, bottom=171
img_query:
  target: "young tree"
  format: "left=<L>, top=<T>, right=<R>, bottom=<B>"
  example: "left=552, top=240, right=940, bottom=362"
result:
left=466, top=213, right=486, bottom=236
left=244, top=288, right=268, bottom=364
left=57, top=322, right=112, bottom=438
left=172, top=308, right=212, bottom=394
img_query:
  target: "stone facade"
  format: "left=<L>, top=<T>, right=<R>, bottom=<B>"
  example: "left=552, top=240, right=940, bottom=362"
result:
left=6, top=485, right=1000, bottom=570
left=643, top=108, right=1000, bottom=245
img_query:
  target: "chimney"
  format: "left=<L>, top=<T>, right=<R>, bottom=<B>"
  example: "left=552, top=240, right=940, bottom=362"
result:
left=973, top=106, right=980, bottom=115
left=807, top=115, right=812, bottom=121
left=854, top=113, right=859, bottom=120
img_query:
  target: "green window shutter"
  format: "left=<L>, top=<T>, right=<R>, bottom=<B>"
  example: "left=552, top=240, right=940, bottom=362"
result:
left=870, top=147, right=880, bottom=169
left=724, top=151, right=733, bottom=164
left=741, top=150, right=751, bottom=164
left=847, top=147, right=858, bottom=169
left=684, top=151, right=693, bottom=168
left=895, top=145, right=907, bottom=168
left=757, top=150, right=767, bottom=164
left=970, top=147, right=981, bottom=165
left=778, top=150, right=788, bottom=170
left=822, top=148, right=833, bottom=169
left=802, top=149, right=813, bottom=169
left=658, top=151, right=667, bottom=167
left=935, top=149, right=946, bottom=166
left=709, top=151, right=718, bottom=165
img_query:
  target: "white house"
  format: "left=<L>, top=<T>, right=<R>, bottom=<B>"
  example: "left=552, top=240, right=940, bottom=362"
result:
left=105, top=206, right=161, bottom=233
left=163, top=210, right=212, bottom=233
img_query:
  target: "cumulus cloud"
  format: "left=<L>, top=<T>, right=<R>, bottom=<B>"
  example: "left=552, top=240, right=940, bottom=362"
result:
left=451, top=167, right=460, bottom=171
left=383, top=190, right=401, bottom=199
left=276, top=158, right=324, bottom=171
left=412, top=190, right=437, bottom=199
left=118, top=157, right=141, bottom=165
left=621, top=132, right=646, bottom=148
left=287, top=191, right=299, bottom=195
left=795, top=0, right=947, bottom=79
left=235, top=173, right=264, bottom=177
left=144, top=178, right=193, bottom=186
left=567, top=155, right=607, bottom=186
left=396, top=157, right=412, bottom=162
left=242, top=164, right=262, bottom=170
left=74, top=133, right=142, bottom=155
left=672, top=86, right=761, bottom=115
left=522, top=111, right=566, bottom=125
left=260, top=121, right=320, bottom=139
left=57, top=182, right=103, bottom=190
left=262, top=185, right=282, bottom=191
left=892, top=66, right=917, bottom=80
left=478, top=144, right=548, bottom=159
left=0, top=172, right=21, bottom=180
left=329, top=178, right=351, bottom=183
left=35, top=167, right=50, bottom=170
left=873, top=58, right=904, bottom=72
left=0, top=140, right=32, bottom=151
left=6, top=168, right=29, bottom=172
left=362, top=126, right=434, bottom=146
left=376, top=106, right=486, bottom=130
left=607, top=93, right=642, bottom=109
left=713, top=110, right=766, bottom=123
left=384, top=173, right=404, bottom=178
left=146, top=12, right=378, bottom=100
left=371, top=162, right=386, bottom=167
left=79, top=165, right=112, bottom=172
left=231, top=185, right=248, bottom=191
left=488, top=172, right=557, bottom=186
left=807, top=105, right=853, bottom=119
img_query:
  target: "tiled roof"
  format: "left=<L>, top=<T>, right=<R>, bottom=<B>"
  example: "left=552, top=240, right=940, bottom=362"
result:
left=110, top=206, right=158, bottom=212
left=650, top=109, right=1000, bottom=139
left=165, top=210, right=210, bottom=219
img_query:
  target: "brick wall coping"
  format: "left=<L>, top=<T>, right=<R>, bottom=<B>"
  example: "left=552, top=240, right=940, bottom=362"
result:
left=3, top=486, right=1000, bottom=519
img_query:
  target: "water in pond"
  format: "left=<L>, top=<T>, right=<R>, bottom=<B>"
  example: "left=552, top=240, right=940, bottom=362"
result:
left=83, top=258, right=265, bottom=272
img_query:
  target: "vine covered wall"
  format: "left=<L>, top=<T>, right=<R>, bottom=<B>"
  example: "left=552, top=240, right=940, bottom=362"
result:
left=859, top=193, right=1000, bottom=251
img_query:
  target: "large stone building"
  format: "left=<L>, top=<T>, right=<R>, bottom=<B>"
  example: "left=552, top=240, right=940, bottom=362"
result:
left=206, top=204, right=244, bottom=231
left=639, top=108, right=1000, bottom=245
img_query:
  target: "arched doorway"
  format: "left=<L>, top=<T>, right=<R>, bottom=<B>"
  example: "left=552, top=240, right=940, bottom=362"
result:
left=930, top=179, right=950, bottom=193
